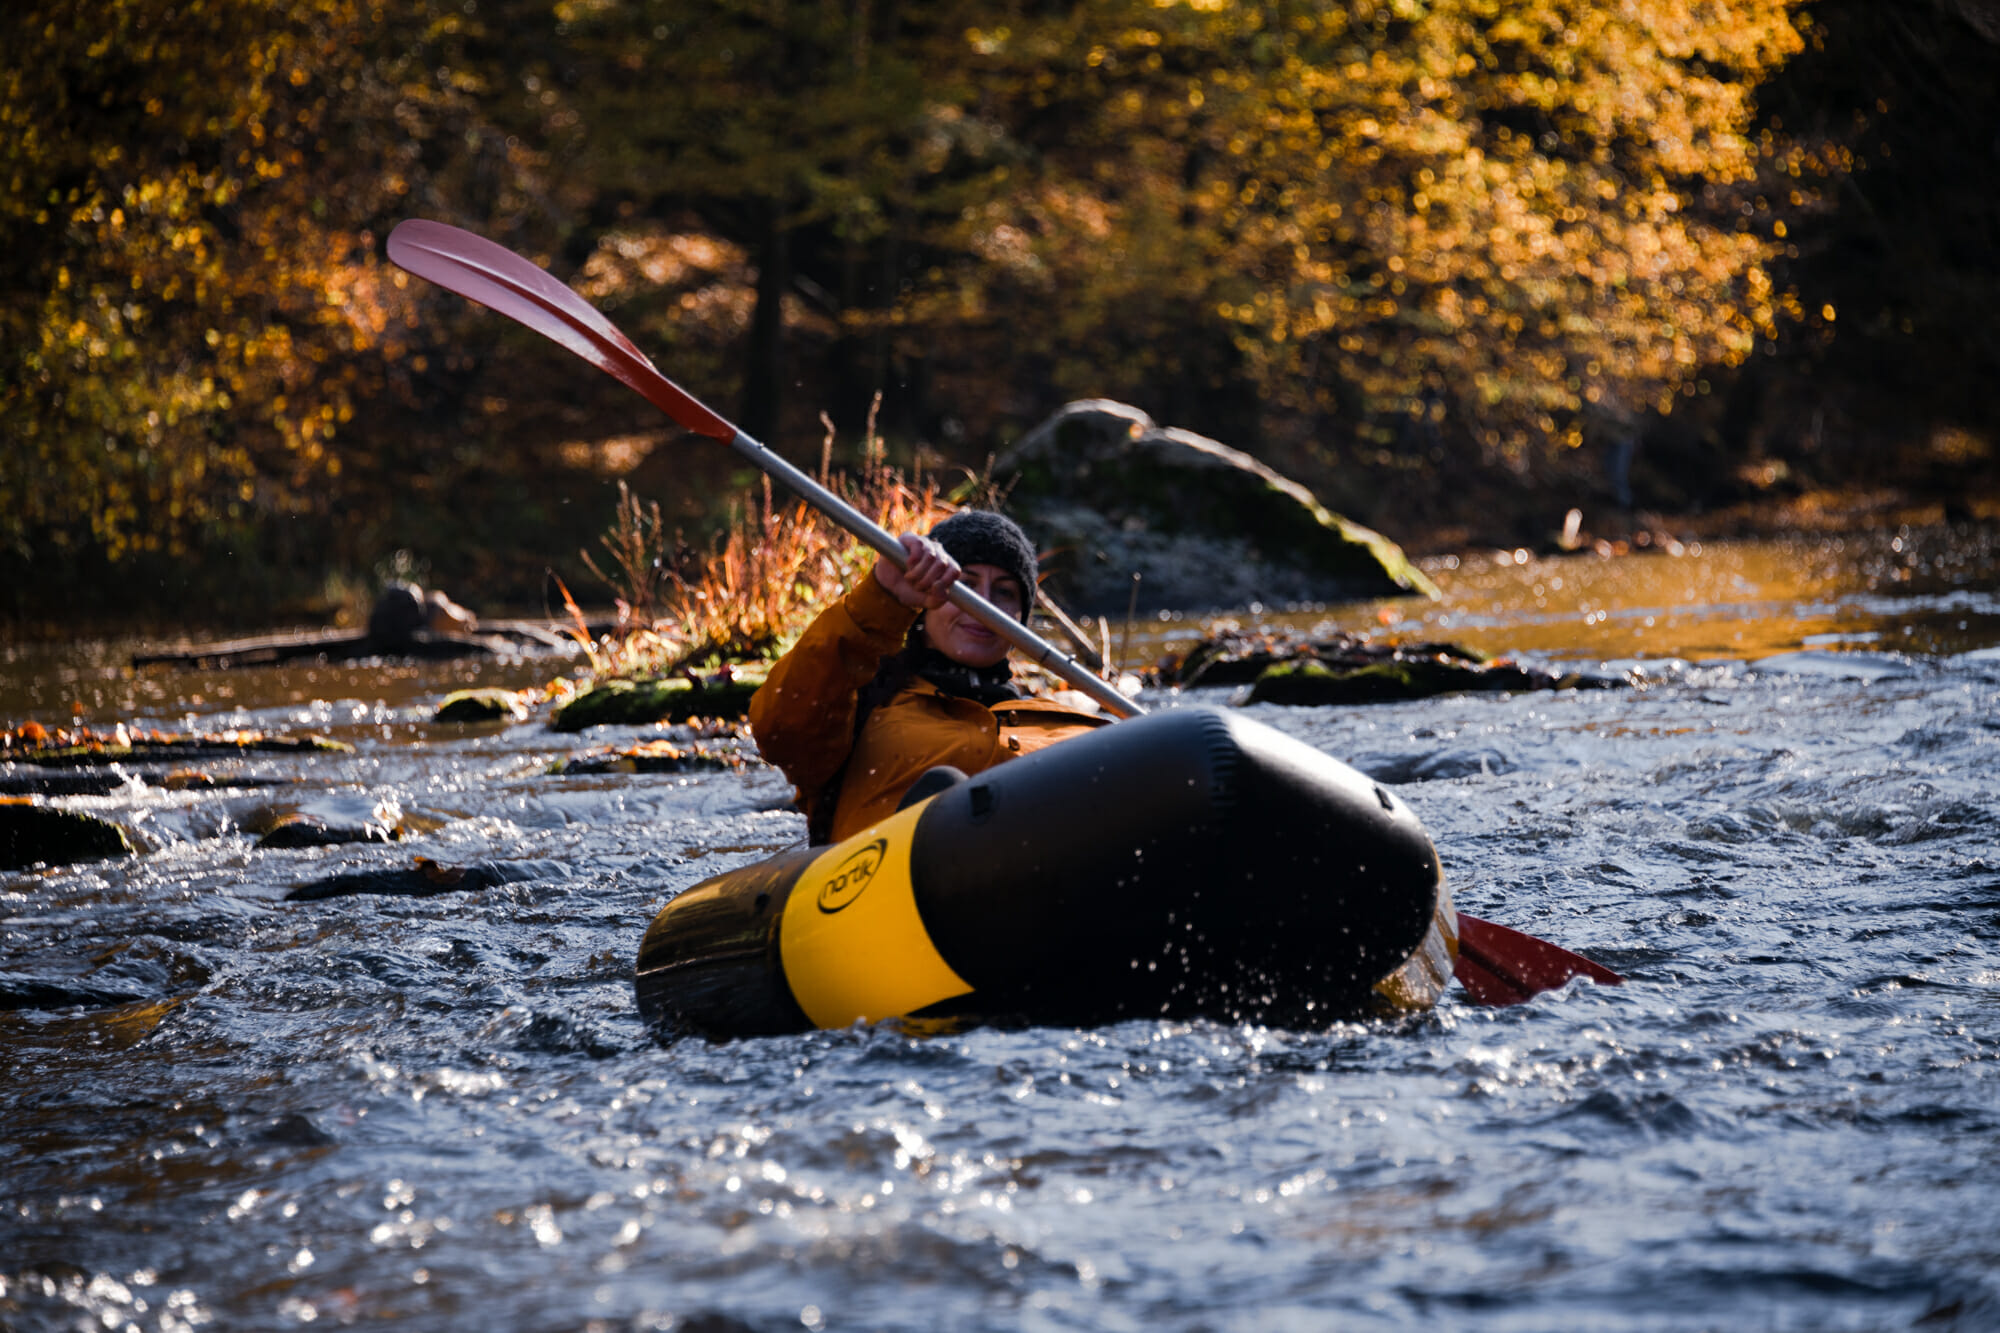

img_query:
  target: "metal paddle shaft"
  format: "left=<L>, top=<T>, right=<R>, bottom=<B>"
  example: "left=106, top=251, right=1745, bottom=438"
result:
left=722, top=429, right=1142, bottom=716
left=385, top=218, right=1140, bottom=719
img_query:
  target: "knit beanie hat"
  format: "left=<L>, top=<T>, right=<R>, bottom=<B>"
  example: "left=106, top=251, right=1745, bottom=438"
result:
left=928, top=510, right=1038, bottom=617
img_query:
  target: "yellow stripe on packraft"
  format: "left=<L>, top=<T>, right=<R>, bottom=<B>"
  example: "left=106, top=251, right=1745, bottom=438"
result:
left=778, top=800, right=972, bottom=1028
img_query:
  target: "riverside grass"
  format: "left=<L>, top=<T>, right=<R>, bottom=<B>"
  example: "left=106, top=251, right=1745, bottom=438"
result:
left=571, top=410, right=965, bottom=683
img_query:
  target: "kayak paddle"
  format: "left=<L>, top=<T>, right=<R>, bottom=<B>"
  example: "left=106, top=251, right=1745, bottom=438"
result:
left=384, top=219, right=1139, bottom=719
left=384, top=218, right=1623, bottom=1005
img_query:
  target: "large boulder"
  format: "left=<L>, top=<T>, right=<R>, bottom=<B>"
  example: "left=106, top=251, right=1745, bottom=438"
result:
left=995, top=400, right=1439, bottom=613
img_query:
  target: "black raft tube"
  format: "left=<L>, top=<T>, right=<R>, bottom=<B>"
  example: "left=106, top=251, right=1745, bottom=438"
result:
left=634, top=707, right=1451, bottom=1039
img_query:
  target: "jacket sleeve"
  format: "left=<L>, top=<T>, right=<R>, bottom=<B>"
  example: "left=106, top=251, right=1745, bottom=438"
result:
left=748, top=571, right=918, bottom=797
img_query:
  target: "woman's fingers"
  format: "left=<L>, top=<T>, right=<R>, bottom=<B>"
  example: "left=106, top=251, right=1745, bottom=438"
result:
left=904, top=536, right=959, bottom=596
left=903, top=535, right=961, bottom=605
left=878, top=534, right=960, bottom=609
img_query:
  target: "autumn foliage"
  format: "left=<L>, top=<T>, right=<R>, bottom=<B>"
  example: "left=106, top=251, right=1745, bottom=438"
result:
left=3, top=2, right=446, bottom=563
left=1, top=0, right=1990, bottom=624
left=936, top=1, right=1803, bottom=460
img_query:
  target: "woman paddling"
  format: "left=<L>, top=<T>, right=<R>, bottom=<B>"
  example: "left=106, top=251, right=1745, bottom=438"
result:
left=749, top=510, right=1110, bottom=844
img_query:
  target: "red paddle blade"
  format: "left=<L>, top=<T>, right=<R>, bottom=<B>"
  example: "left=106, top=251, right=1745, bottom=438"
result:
left=1454, top=912, right=1623, bottom=1006
left=385, top=219, right=737, bottom=442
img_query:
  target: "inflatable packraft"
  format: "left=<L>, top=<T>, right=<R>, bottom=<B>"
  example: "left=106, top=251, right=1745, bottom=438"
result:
left=634, top=707, right=1456, bottom=1038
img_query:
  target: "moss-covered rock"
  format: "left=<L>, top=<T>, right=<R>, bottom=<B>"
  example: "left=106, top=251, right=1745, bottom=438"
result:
left=1245, top=655, right=1616, bottom=706
left=550, top=668, right=767, bottom=733
left=434, top=688, right=531, bottom=723
left=1, top=801, right=137, bottom=871
left=1157, top=628, right=1485, bottom=689
left=8, top=727, right=352, bottom=767
left=996, top=400, right=1439, bottom=613
left=1153, top=625, right=1624, bottom=704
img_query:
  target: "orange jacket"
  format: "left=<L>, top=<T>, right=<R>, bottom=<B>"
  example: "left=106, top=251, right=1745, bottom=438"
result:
left=748, top=574, right=1110, bottom=842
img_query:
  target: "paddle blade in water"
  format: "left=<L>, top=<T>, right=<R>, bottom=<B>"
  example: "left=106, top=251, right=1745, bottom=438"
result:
left=1455, top=912, right=1623, bottom=1006
left=385, top=218, right=735, bottom=441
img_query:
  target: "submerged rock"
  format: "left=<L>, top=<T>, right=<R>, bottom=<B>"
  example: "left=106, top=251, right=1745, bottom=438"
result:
left=1749, top=651, right=1917, bottom=681
left=0, top=772, right=135, bottom=797
left=995, top=400, right=1439, bottom=613
left=550, top=738, right=749, bottom=775
left=0, top=768, right=285, bottom=796
left=551, top=668, right=767, bottom=733
left=1348, top=747, right=1517, bottom=784
left=0, top=974, right=148, bottom=1011
left=0, top=801, right=137, bottom=871
left=243, top=793, right=404, bottom=849
left=256, top=812, right=398, bottom=849
left=286, top=857, right=563, bottom=901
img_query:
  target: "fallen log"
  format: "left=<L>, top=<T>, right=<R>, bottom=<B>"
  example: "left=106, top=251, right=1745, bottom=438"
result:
left=131, top=620, right=597, bottom=670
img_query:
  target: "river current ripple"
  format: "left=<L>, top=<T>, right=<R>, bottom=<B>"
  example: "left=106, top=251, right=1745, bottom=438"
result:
left=5, top=626, right=2000, bottom=1329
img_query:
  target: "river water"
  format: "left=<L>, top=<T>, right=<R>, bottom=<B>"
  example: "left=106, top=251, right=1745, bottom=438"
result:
left=5, top=526, right=1999, bottom=1332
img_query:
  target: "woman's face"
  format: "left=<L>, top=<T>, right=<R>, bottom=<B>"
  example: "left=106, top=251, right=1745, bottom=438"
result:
left=922, top=563, right=1024, bottom=668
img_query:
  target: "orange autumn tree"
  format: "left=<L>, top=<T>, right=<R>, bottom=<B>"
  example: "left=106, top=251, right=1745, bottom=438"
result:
left=929, top=0, right=1804, bottom=475
left=0, top=0, right=540, bottom=568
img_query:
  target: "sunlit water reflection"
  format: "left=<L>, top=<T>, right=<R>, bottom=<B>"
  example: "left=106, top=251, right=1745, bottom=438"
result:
left=1127, top=525, right=2000, bottom=668
left=5, top=527, right=1999, bottom=1331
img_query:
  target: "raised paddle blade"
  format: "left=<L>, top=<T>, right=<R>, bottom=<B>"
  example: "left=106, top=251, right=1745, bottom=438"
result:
left=1454, top=912, right=1623, bottom=1006
left=385, top=219, right=736, bottom=441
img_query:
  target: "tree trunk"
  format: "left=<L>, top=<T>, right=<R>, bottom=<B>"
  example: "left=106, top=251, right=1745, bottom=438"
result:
left=742, top=201, right=790, bottom=447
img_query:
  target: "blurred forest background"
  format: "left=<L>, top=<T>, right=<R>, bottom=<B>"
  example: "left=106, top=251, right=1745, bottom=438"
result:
left=3, top=0, right=1997, bottom=632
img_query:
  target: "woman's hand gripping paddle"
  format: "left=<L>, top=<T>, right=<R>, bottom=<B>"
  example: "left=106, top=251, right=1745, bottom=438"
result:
left=386, top=218, right=1622, bottom=1005
left=384, top=218, right=1139, bottom=720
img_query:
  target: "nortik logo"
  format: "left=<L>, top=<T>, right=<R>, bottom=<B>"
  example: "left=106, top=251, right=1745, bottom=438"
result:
left=816, top=838, right=888, bottom=913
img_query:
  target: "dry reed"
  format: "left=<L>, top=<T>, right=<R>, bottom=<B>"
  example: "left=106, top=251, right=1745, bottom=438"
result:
left=575, top=403, right=962, bottom=680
